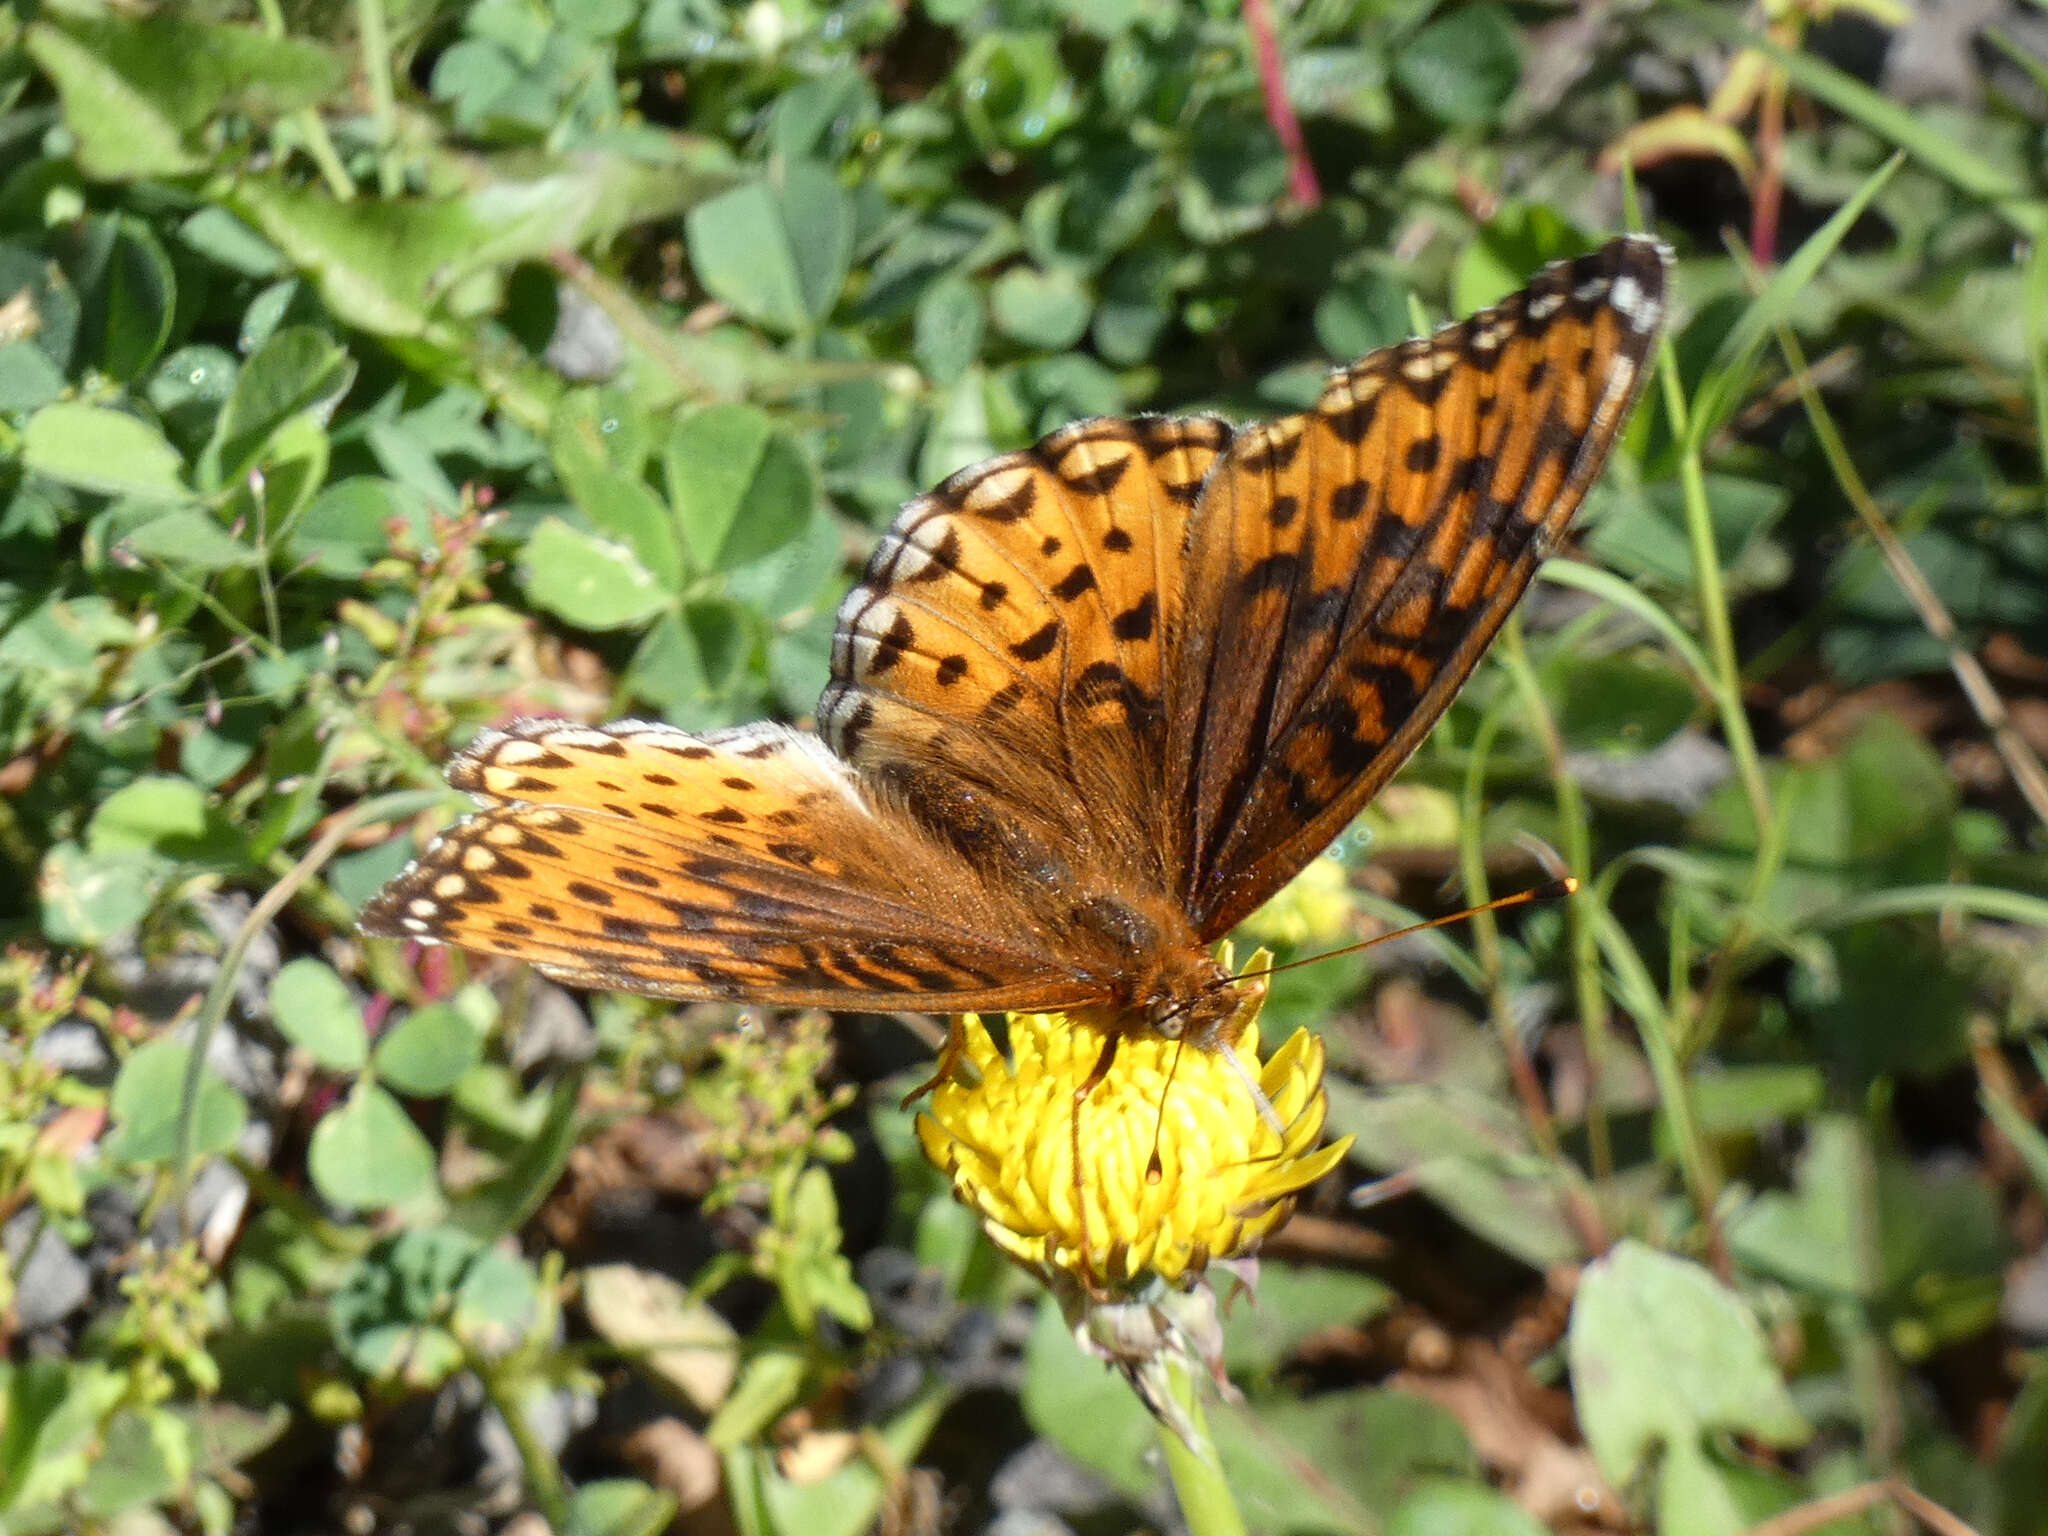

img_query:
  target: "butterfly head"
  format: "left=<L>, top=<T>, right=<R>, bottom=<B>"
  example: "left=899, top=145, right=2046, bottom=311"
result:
left=1141, top=947, right=1253, bottom=1050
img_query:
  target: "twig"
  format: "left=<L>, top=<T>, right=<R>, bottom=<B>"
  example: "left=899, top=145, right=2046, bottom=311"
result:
left=1740, top=1478, right=1981, bottom=1536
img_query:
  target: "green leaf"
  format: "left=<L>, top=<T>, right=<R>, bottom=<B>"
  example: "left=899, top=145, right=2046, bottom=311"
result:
left=0, top=1360, right=129, bottom=1514
left=686, top=163, right=853, bottom=334
left=372, top=1003, right=485, bottom=1098
left=269, top=958, right=368, bottom=1073
left=663, top=405, right=817, bottom=571
left=203, top=325, right=355, bottom=488
left=770, top=1167, right=872, bottom=1334
left=229, top=149, right=733, bottom=343
left=118, top=508, right=258, bottom=572
left=1323, top=1080, right=1581, bottom=1268
left=954, top=31, right=1080, bottom=151
left=1392, top=5, right=1521, bottom=126
left=1569, top=1240, right=1808, bottom=1536
left=329, top=1228, right=475, bottom=1382
left=308, top=1084, right=438, bottom=1210
left=565, top=1481, right=678, bottom=1536
left=1222, top=1263, right=1395, bottom=1380
left=453, top=1246, right=541, bottom=1352
left=913, top=273, right=984, bottom=386
left=35, top=843, right=160, bottom=949
left=707, top=1351, right=808, bottom=1452
left=24, top=22, right=200, bottom=180
left=1545, top=651, right=1698, bottom=756
left=551, top=397, right=682, bottom=593
left=0, top=343, right=66, bottom=413
left=104, top=1039, right=248, bottom=1166
left=989, top=265, right=1092, bottom=350
left=75, top=1408, right=182, bottom=1520
left=1214, top=1388, right=1473, bottom=1530
left=73, top=216, right=176, bottom=383
left=723, top=1386, right=948, bottom=1536
left=517, top=515, right=671, bottom=631
left=290, top=478, right=427, bottom=577
left=87, top=776, right=245, bottom=866
left=22, top=404, right=188, bottom=500
left=1389, top=1480, right=1549, bottom=1536
left=28, top=12, right=340, bottom=170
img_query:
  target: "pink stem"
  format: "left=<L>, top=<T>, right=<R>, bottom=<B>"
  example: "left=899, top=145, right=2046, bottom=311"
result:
left=1243, top=0, right=1321, bottom=209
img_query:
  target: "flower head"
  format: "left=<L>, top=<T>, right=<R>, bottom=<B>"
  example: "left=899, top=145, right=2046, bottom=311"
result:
left=913, top=958, right=1351, bottom=1298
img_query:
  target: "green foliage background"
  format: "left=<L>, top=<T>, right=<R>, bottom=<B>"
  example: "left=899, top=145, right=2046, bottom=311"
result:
left=2, top=1, right=2048, bottom=1533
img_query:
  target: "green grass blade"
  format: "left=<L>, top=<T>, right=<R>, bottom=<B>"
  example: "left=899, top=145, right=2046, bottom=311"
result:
left=1687, top=150, right=1905, bottom=453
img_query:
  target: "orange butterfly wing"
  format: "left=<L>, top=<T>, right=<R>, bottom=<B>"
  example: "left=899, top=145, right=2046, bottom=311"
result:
left=819, top=413, right=1228, bottom=901
left=1169, top=237, right=1668, bottom=933
left=359, top=719, right=1107, bottom=1011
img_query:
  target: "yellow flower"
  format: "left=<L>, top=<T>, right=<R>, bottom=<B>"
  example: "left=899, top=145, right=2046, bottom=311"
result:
left=913, top=959, right=1352, bottom=1298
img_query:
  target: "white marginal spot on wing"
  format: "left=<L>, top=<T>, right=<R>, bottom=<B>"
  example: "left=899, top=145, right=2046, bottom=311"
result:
left=1528, top=291, right=1564, bottom=322
left=831, top=583, right=877, bottom=672
left=963, top=461, right=1034, bottom=514
left=849, top=595, right=903, bottom=681
left=1400, top=348, right=1449, bottom=383
left=1610, top=271, right=1660, bottom=332
left=817, top=688, right=857, bottom=754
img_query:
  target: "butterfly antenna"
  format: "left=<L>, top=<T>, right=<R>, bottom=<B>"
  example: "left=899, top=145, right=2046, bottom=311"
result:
left=1145, top=1037, right=1188, bottom=1184
left=1227, top=877, right=1577, bottom=986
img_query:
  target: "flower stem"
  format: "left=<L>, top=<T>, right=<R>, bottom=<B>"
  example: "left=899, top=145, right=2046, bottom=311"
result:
left=1157, top=1361, right=1248, bottom=1536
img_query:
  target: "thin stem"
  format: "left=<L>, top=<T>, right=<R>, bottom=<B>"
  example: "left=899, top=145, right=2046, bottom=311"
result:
left=1587, top=900, right=1727, bottom=1267
left=471, top=1350, right=572, bottom=1528
left=1657, top=332, right=1786, bottom=1057
left=174, top=785, right=448, bottom=1223
left=356, top=0, right=403, bottom=198
left=1241, top=0, right=1320, bottom=208
left=1749, top=50, right=1788, bottom=266
left=1156, top=1360, right=1248, bottom=1536
left=1497, top=621, right=1614, bottom=1186
left=1456, top=700, right=1565, bottom=1158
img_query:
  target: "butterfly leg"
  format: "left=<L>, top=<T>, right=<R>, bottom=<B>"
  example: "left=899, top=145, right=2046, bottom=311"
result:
left=1069, top=1031, right=1121, bottom=1294
left=899, top=1015, right=974, bottom=1109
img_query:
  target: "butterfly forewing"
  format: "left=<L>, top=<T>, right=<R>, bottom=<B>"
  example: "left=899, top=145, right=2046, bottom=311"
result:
left=1168, top=238, right=1669, bottom=933
left=818, top=413, right=1231, bottom=897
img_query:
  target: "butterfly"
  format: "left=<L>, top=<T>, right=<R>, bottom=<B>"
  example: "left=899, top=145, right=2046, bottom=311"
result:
left=362, top=238, right=1669, bottom=1056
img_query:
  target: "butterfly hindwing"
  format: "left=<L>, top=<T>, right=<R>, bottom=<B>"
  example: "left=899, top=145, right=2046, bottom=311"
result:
left=1169, top=237, right=1670, bottom=933
left=359, top=719, right=1106, bottom=1011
